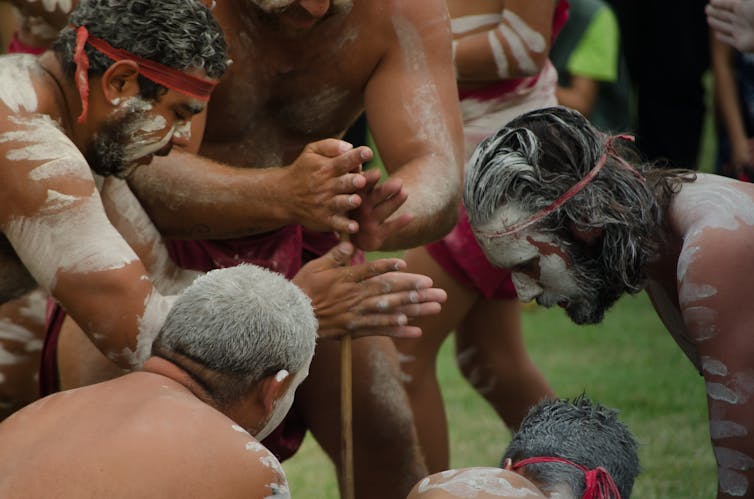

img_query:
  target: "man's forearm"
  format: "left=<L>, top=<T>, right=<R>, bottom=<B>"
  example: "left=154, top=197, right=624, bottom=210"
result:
left=379, top=156, right=462, bottom=251
left=127, top=150, right=291, bottom=240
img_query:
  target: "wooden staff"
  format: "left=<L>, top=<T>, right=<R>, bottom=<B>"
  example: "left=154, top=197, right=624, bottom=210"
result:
left=340, top=232, right=355, bottom=499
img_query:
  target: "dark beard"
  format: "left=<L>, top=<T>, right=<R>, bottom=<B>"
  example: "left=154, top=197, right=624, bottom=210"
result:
left=559, top=243, right=632, bottom=325
left=85, top=108, right=150, bottom=179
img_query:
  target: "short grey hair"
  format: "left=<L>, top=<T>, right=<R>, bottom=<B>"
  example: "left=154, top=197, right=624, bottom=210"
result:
left=53, top=0, right=228, bottom=100
left=464, top=106, right=695, bottom=295
left=502, top=395, right=640, bottom=498
left=152, top=264, right=318, bottom=407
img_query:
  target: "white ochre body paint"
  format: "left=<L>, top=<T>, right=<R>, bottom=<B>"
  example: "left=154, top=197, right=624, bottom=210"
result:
left=451, top=14, right=501, bottom=35
left=0, top=55, right=38, bottom=113
left=392, top=15, right=458, bottom=220
left=28, top=0, right=72, bottom=13
left=5, top=191, right=139, bottom=294
left=417, top=468, right=539, bottom=497
left=100, top=178, right=199, bottom=294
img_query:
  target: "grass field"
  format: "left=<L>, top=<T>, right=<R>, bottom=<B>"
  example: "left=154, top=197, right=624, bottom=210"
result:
left=284, top=291, right=717, bottom=498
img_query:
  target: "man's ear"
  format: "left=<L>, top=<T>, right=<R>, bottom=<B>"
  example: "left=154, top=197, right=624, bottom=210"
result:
left=101, top=60, right=141, bottom=104
left=258, top=369, right=291, bottom=414
left=502, top=458, right=514, bottom=471
left=568, top=222, right=603, bottom=246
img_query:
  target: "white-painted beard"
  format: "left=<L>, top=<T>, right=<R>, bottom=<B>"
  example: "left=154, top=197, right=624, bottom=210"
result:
left=88, top=97, right=173, bottom=179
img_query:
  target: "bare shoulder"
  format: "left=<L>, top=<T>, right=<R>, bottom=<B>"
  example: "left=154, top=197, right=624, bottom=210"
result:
left=408, top=468, right=545, bottom=498
left=121, top=399, right=290, bottom=498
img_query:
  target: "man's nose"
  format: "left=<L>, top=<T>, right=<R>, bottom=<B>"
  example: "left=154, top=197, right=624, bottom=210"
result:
left=299, top=0, right=330, bottom=18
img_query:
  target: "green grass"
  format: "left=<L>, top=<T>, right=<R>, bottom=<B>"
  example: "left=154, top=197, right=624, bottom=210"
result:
left=285, top=292, right=717, bottom=498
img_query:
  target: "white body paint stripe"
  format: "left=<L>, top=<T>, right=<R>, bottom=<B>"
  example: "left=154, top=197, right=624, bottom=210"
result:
left=487, top=30, right=511, bottom=79
left=498, top=24, right=538, bottom=74
left=451, top=14, right=502, bottom=35
left=502, top=10, right=546, bottom=53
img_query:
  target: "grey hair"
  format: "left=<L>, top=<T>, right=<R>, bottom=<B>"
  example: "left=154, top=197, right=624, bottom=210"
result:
left=464, top=106, right=695, bottom=294
left=151, top=264, right=318, bottom=407
left=53, top=0, right=228, bottom=100
left=502, top=395, right=640, bottom=498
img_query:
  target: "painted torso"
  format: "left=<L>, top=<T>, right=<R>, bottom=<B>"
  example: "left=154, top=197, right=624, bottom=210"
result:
left=648, top=174, right=754, bottom=372
left=199, top=0, right=387, bottom=167
left=0, top=371, right=289, bottom=497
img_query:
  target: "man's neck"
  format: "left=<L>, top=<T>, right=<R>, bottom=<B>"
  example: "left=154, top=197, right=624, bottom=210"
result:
left=141, top=356, right=216, bottom=406
left=36, top=51, right=86, bottom=148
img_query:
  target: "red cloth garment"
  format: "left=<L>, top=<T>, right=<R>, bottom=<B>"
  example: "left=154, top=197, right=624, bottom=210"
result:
left=426, top=206, right=517, bottom=300
left=512, top=456, right=622, bottom=499
left=7, top=32, right=47, bottom=55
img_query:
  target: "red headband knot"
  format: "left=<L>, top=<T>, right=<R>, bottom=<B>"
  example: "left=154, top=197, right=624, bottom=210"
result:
left=480, top=134, right=637, bottom=238
left=72, top=25, right=218, bottom=123
left=512, top=456, right=622, bottom=499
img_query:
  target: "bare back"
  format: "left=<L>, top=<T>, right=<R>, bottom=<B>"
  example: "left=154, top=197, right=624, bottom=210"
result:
left=0, top=372, right=288, bottom=498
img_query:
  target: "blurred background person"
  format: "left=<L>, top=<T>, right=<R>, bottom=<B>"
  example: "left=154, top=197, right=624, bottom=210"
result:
left=550, top=0, right=630, bottom=132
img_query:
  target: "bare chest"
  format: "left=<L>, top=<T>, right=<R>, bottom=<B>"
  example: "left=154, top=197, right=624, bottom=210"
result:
left=201, top=15, right=373, bottom=166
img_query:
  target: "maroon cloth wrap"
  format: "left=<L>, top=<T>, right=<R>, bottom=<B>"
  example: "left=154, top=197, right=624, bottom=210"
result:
left=426, top=206, right=517, bottom=300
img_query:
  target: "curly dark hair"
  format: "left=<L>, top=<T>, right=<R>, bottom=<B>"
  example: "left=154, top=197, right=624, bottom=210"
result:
left=53, top=0, right=228, bottom=100
left=502, top=395, right=640, bottom=498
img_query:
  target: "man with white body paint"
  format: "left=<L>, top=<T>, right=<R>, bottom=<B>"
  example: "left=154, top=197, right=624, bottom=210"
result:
left=17, top=1, right=464, bottom=497
left=395, top=0, right=568, bottom=472
left=464, top=106, right=754, bottom=498
left=0, top=0, right=447, bottom=421
left=0, top=264, right=317, bottom=498
left=407, top=396, right=639, bottom=499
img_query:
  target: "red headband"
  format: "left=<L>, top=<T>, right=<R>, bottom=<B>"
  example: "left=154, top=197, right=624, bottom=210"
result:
left=479, top=134, right=638, bottom=239
left=73, top=26, right=218, bottom=123
left=512, top=456, right=622, bottom=499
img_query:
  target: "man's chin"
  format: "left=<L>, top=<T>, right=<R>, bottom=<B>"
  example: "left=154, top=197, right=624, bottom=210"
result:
left=565, top=303, right=605, bottom=325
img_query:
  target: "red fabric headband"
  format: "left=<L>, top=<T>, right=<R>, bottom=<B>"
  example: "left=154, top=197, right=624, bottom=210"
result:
left=73, top=25, right=218, bottom=123
left=480, top=134, right=638, bottom=239
left=512, top=456, right=622, bottom=499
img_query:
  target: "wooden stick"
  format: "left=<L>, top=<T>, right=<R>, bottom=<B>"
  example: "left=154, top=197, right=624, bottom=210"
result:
left=340, top=233, right=355, bottom=499
left=340, top=332, right=354, bottom=499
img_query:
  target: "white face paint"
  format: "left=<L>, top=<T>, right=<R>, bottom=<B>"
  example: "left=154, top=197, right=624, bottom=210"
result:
left=417, top=468, right=540, bottom=497
left=254, top=357, right=312, bottom=441
left=117, top=98, right=174, bottom=165
left=475, top=205, right=580, bottom=307
left=0, top=318, right=43, bottom=352
left=0, top=55, right=38, bottom=114
left=172, top=121, right=192, bottom=143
